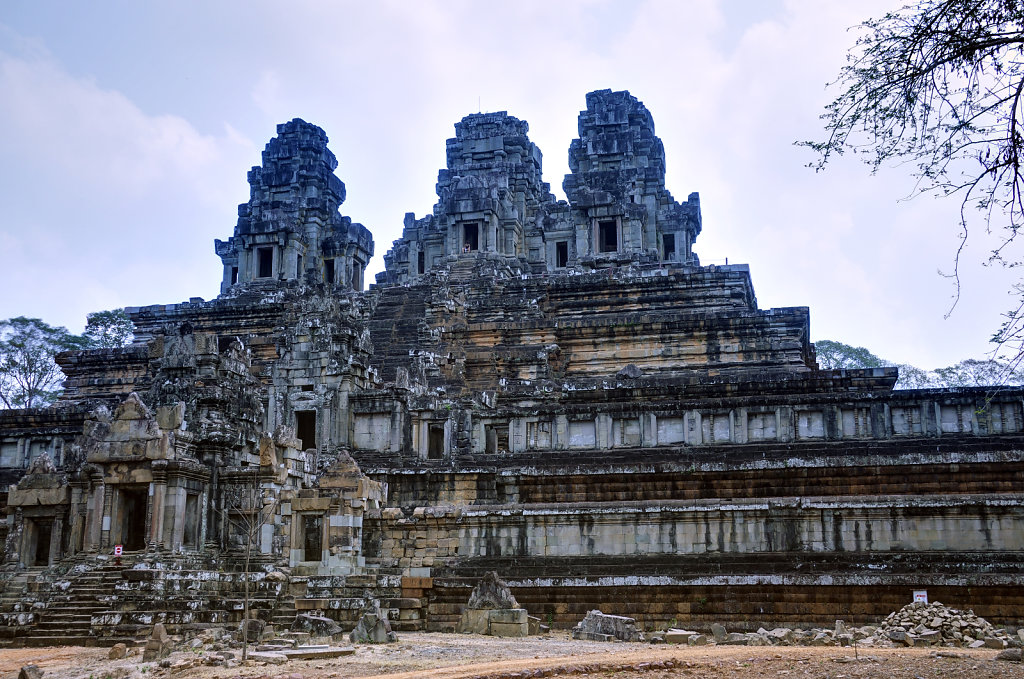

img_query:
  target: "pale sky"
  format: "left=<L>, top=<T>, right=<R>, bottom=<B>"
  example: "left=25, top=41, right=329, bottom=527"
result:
left=0, top=0, right=1019, bottom=370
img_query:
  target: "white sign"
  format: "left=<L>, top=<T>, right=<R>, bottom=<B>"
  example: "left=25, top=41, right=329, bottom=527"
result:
left=114, top=544, right=123, bottom=556
left=913, top=590, right=928, bottom=603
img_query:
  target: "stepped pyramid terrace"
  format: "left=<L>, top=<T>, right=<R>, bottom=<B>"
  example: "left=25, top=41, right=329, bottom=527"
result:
left=0, top=89, right=1021, bottom=646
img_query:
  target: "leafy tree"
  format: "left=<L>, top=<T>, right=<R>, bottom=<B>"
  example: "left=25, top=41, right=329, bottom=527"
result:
left=933, top=357, right=1024, bottom=386
left=815, top=338, right=1023, bottom=389
left=0, top=317, right=87, bottom=409
left=892, top=363, right=937, bottom=389
left=814, top=339, right=886, bottom=369
left=803, top=1, right=1024, bottom=362
left=83, top=308, right=134, bottom=348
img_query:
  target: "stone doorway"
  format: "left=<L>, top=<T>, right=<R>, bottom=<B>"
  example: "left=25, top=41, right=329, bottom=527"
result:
left=428, top=424, right=445, bottom=459
left=25, top=518, right=53, bottom=566
left=116, top=487, right=148, bottom=551
left=302, top=515, right=322, bottom=562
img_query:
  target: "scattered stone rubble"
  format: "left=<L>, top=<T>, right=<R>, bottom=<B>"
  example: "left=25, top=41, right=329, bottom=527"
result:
left=645, top=602, right=1021, bottom=650
left=878, top=601, right=1016, bottom=648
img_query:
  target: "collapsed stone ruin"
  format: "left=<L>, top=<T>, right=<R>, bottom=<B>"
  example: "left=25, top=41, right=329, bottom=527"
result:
left=0, top=89, right=1021, bottom=647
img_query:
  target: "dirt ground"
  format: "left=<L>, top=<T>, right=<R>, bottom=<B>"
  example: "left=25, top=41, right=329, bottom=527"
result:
left=2, top=632, right=1023, bottom=679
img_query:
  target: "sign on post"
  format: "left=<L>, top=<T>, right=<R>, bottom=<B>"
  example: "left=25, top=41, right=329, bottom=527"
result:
left=913, top=590, right=928, bottom=604
left=114, top=544, right=123, bottom=556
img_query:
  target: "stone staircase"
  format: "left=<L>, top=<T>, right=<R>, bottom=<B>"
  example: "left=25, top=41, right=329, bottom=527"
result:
left=30, top=561, right=136, bottom=647
left=366, top=285, right=431, bottom=382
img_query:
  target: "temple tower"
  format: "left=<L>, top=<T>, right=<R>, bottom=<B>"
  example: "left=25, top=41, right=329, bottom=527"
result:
left=216, top=119, right=374, bottom=292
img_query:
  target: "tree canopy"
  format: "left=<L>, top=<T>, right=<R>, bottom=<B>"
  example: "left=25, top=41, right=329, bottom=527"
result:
left=803, top=1, right=1024, bottom=363
left=815, top=338, right=1023, bottom=388
left=83, top=308, right=134, bottom=349
left=0, top=317, right=87, bottom=409
left=804, top=1, right=1024, bottom=247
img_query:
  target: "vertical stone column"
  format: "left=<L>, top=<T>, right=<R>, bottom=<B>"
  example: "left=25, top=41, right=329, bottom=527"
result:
left=204, top=448, right=224, bottom=551
left=150, top=464, right=167, bottom=550
left=49, top=517, right=63, bottom=566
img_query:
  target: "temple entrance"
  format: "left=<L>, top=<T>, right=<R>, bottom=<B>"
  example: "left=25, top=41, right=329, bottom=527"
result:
left=556, top=241, right=569, bottom=268
left=117, top=487, right=148, bottom=551
left=183, top=493, right=200, bottom=548
left=463, top=223, right=479, bottom=252
left=663, top=233, right=675, bottom=260
left=428, top=424, right=445, bottom=459
left=25, top=519, right=53, bottom=566
left=302, top=515, right=322, bottom=561
left=295, top=411, right=316, bottom=451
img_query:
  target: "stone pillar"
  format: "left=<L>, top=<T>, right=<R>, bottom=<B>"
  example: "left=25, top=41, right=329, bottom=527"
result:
left=204, top=448, right=223, bottom=551
left=150, top=466, right=167, bottom=550
left=45, top=517, right=63, bottom=566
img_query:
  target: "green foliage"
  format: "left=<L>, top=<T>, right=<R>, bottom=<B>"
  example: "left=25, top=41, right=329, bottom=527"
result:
left=933, top=357, right=1024, bottom=387
left=814, top=340, right=885, bottom=370
left=0, top=317, right=87, bottom=409
left=891, top=363, right=935, bottom=390
left=817, top=339, right=1024, bottom=388
left=83, top=308, right=134, bottom=348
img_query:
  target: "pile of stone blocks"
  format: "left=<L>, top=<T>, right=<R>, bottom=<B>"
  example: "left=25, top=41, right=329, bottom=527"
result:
left=456, top=572, right=533, bottom=637
left=878, top=601, right=1015, bottom=648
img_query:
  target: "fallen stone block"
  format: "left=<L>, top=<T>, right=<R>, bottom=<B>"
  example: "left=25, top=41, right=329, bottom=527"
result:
left=688, top=634, right=708, bottom=646
left=664, top=629, right=697, bottom=644
left=281, top=646, right=355, bottom=660
left=249, top=652, right=288, bottom=665
left=996, top=648, right=1022, bottom=662
left=571, top=610, right=643, bottom=642
left=710, top=623, right=727, bottom=643
left=290, top=614, right=341, bottom=639
left=18, top=665, right=42, bottom=679
left=349, top=600, right=397, bottom=644
left=108, top=643, right=127, bottom=660
left=527, top=615, right=541, bottom=635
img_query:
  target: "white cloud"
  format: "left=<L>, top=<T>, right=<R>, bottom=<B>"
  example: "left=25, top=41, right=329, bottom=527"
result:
left=0, top=44, right=256, bottom=332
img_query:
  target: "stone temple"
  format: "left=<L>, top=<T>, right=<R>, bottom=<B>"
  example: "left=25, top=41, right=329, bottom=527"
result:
left=0, top=89, right=1020, bottom=645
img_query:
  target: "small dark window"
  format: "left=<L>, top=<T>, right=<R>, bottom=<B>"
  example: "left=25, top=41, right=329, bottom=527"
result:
left=230, top=267, right=239, bottom=285
left=663, top=233, right=676, bottom=260
left=296, top=254, right=303, bottom=278
left=417, top=251, right=425, bottom=274
left=556, top=241, right=569, bottom=268
left=295, top=411, right=316, bottom=451
left=301, top=384, right=314, bottom=392
left=352, top=262, right=362, bottom=291
left=463, top=223, right=479, bottom=252
left=599, top=221, right=617, bottom=253
left=428, top=424, right=445, bottom=459
left=324, top=258, right=335, bottom=285
left=257, top=247, right=273, bottom=278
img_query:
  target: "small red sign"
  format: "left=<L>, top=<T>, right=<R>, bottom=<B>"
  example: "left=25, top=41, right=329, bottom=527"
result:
left=114, top=545, right=123, bottom=556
